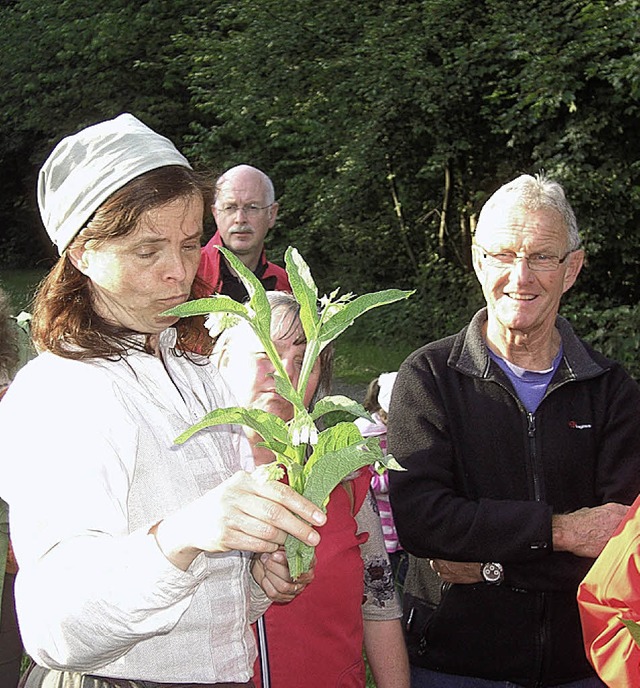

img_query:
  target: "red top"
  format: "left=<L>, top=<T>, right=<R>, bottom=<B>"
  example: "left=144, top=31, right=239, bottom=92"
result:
left=198, top=231, right=290, bottom=298
left=253, top=469, right=372, bottom=688
left=578, top=493, right=640, bottom=687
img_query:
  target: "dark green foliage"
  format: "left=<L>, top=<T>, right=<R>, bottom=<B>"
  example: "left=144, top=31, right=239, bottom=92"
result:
left=0, top=0, right=638, bottom=371
left=565, top=299, right=640, bottom=382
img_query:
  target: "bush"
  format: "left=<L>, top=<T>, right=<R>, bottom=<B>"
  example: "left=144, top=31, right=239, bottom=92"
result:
left=343, top=258, right=484, bottom=348
left=565, top=300, right=640, bottom=382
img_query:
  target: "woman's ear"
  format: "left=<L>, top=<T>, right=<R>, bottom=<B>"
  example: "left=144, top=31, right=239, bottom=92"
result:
left=66, top=244, right=90, bottom=275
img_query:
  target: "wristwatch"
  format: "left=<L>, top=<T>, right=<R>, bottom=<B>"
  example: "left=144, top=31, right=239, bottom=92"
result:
left=481, top=562, right=504, bottom=585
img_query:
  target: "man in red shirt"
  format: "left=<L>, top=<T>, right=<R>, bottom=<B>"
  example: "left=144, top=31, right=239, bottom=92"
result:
left=199, top=164, right=290, bottom=302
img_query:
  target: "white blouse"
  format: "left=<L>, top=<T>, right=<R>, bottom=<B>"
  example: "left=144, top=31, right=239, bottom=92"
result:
left=0, top=329, right=266, bottom=683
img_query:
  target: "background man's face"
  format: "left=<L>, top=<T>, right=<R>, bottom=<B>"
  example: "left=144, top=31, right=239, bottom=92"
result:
left=212, top=169, right=278, bottom=260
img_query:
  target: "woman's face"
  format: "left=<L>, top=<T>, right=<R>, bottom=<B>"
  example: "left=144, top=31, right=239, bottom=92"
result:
left=217, top=312, right=321, bottom=421
left=70, top=195, right=204, bottom=335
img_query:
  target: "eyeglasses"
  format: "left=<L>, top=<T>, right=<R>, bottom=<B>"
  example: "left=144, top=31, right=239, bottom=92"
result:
left=215, top=203, right=273, bottom=217
left=475, top=245, right=574, bottom=272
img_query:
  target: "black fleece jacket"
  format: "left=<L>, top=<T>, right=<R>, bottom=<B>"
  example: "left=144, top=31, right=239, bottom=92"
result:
left=389, top=308, right=640, bottom=687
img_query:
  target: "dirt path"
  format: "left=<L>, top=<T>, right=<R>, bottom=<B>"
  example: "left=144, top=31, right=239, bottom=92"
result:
left=331, top=378, right=367, bottom=404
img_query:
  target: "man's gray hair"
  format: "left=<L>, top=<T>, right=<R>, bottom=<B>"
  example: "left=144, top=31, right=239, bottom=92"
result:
left=477, top=173, right=581, bottom=251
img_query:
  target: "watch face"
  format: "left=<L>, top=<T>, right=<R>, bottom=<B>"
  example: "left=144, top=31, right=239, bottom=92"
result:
left=482, top=562, right=503, bottom=584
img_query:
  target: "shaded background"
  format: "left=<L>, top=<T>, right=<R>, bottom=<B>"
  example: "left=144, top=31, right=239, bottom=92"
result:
left=0, top=0, right=638, bottom=369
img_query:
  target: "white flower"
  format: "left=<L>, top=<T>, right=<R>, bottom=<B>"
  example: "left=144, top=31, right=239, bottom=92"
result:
left=290, top=417, right=319, bottom=446
left=204, top=312, right=241, bottom=338
left=253, top=462, right=285, bottom=483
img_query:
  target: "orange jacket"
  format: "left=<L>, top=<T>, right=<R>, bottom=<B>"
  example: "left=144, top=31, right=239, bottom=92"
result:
left=578, top=494, right=640, bottom=687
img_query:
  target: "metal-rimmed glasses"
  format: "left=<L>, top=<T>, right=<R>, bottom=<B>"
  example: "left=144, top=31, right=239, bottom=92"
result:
left=215, top=203, right=273, bottom=217
left=474, top=245, right=574, bottom=272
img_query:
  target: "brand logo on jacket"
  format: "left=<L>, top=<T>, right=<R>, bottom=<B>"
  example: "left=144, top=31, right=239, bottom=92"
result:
left=568, top=420, right=592, bottom=430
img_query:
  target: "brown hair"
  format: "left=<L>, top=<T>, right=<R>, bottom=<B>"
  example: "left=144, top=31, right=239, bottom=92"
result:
left=31, top=166, right=214, bottom=360
left=363, top=376, right=387, bottom=423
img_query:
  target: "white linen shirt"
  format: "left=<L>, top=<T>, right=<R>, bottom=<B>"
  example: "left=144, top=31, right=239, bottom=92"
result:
left=0, top=329, right=268, bottom=683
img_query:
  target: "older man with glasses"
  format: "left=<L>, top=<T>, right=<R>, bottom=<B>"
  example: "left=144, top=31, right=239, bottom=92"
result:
left=199, top=164, right=290, bottom=302
left=388, top=173, right=640, bottom=687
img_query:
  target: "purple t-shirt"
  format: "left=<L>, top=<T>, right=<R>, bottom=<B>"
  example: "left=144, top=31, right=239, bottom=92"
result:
left=488, top=346, right=563, bottom=413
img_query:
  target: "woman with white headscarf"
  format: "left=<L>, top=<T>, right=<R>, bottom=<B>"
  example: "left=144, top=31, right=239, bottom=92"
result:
left=0, top=114, right=326, bottom=688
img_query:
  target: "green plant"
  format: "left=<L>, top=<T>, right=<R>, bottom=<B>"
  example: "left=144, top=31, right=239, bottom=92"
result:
left=165, top=246, right=413, bottom=578
left=621, top=618, right=640, bottom=647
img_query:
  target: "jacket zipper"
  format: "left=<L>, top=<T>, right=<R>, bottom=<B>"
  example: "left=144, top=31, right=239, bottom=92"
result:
left=526, top=411, right=546, bottom=686
left=480, top=353, right=584, bottom=685
left=492, top=379, right=552, bottom=683
left=527, top=412, right=542, bottom=502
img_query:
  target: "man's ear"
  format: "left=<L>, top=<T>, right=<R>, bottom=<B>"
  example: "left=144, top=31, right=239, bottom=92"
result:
left=562, top=249, right=585, bottom=294
left=267, top=201, right=279, bottom=228
left=471, top=245, right=485, bottom=283
left=66, top=244, right=90, bottom=275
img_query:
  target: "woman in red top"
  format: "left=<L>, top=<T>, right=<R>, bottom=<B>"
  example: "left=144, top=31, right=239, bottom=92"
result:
left=212, top=291, right=409, bottom=688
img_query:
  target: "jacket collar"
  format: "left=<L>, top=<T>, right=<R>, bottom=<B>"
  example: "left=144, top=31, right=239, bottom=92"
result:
left=205, top=230, right=269, bottom=273
left=450, top=308, right=607, bottom=382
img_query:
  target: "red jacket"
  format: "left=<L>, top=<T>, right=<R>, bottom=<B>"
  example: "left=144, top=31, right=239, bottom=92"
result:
left=253, top=470, right=371, bottom=688
left=578, top=494, right=640, bottom=687
left=198, top=231, right=290, bottom=300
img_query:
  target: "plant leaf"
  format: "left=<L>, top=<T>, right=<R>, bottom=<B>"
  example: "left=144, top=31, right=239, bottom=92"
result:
left=217, top=246, right=273, bottom=341
left=284, top=437, right=384, bottom=578
left=622, top=618, right=640, bottom=647
left=303, top=435, right=382, bottom=505
left=311, top=395, right=373, bottom=422
left=274, top=372, right=305, bottom=409
left=318, top=289, right=414, bottom=346
left=305, top=422, right=363, bottom=473
left=285, top=246, right=319, bottom=342
left=163, top=296, right=251, bottom=319
left=174, top=407, right=289, bottom=446
left=284, top=535, right=316, bottom=581
left=380, top=452, right=406, bottom=472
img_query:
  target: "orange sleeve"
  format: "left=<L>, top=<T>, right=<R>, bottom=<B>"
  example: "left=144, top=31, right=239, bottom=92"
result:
left=578, top=495, right=640, bottom=687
